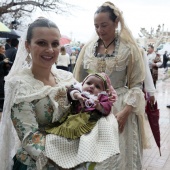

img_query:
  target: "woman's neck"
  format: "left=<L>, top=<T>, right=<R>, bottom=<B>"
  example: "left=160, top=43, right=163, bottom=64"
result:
left=31, top=66, right=56, bottom=86
left=102, top=35, right=116, bottom=47
left=101, top=36, right=116, bottom=55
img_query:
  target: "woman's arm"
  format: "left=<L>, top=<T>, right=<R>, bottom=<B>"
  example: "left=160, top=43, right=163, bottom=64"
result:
left=11, top=101, right=49, bottom=167
left=116, top=46, right=145, bottom=132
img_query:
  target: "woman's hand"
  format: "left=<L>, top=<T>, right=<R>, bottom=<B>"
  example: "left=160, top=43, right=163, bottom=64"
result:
left=94, top=100, right=103, bottom=112
left=149, top=96, right=155, bottom=105
left=115, top=105, right=132, bottom=133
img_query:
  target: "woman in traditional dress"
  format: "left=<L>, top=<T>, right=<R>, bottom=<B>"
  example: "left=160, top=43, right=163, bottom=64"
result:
left=0, top=18, right=119, bottom=170
left=74, top=1, right=150, bottom=170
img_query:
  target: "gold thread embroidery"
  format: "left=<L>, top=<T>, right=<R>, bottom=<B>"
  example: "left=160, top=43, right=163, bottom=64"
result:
left=54, top=88, right=67, bottom=108
left=97, top=58, right=106, bottom=72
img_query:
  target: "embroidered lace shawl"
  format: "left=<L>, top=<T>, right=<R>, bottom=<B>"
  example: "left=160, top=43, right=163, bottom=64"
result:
left=0, top=67, right=76, bottom=170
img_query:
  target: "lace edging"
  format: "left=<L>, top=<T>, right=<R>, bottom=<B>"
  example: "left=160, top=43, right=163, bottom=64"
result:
left=36, top=151, right=48, bottom=170
left=124, top=87, right=144, bottom=108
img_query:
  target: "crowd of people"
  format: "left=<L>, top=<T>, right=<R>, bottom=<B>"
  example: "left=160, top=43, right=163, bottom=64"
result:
left=0, top=1, right=169, bottom=170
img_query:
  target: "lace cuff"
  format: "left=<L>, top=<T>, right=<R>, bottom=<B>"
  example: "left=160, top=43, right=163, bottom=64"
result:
left=124, top=87, right=145, bottom=115
left=36, top=151, right=48, bottom=170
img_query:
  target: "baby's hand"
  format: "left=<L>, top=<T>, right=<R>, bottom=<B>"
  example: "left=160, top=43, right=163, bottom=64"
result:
left=74, top=92, right=86, bottom=107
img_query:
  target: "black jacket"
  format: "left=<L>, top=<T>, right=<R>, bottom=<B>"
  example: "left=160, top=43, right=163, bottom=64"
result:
left=5, top=47, right=17, bottom=63
left=163, top=53, right=169, bottom=66
left=0, top=54, right=9, bottom=77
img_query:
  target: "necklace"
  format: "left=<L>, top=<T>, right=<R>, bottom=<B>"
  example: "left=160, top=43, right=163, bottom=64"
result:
left=102, top=38, right=115, bottom=54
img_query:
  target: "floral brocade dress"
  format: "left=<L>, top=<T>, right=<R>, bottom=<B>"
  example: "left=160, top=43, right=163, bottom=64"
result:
left=73, top=36, right=149, bottom=170
left=11, top=68, right=76, bottom=169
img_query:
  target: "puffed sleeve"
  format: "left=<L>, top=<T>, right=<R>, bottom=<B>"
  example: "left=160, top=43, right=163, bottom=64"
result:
left=125, top=45, right=145, bottom=112
left=11, top=101, right=48, bottom=168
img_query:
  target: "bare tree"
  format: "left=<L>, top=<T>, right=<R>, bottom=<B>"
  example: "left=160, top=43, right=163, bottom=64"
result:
left=0, top=0, right=76, bottom=28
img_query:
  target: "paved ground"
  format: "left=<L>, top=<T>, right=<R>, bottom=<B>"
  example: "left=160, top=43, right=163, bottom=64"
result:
left=143, top=68, right=170, bottom=170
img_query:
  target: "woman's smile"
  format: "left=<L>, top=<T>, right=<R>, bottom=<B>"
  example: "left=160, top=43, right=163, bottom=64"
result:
left=41, top=55, right=54, bottom=61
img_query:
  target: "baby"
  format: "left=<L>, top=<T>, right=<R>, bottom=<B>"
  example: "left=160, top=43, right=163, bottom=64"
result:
left=46, top=72, right=117, bottom=139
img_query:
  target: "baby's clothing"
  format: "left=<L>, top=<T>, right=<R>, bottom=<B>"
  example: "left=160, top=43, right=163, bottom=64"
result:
left=46, top=83, right=113, bottom=139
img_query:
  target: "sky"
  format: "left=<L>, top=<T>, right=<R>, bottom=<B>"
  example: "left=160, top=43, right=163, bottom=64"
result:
left=32, top=0, right=170, bottom=43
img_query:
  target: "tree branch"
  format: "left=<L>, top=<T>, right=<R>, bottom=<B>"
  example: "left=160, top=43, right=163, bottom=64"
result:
left=0, top=0, right=74, bottom=16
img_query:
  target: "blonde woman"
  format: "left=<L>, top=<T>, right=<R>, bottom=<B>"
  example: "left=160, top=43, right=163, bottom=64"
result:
left=74, top=2, right=150, bottom=169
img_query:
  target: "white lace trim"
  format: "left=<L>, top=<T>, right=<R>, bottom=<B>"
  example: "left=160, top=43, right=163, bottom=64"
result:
left=125, top=87, right=144, bottom=108
left=36, top=151, right=48, bottom=170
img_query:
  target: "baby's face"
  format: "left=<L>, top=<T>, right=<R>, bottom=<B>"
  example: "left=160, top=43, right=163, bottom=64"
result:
left=82, top=76, right=104, bottom=95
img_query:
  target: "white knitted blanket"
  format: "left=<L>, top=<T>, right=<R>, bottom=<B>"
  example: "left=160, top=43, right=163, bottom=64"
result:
left=45, top=113, right=120, bottom=169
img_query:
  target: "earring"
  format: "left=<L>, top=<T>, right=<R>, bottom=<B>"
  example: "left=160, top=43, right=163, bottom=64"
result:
left=26, top=53, right=32, bottom=65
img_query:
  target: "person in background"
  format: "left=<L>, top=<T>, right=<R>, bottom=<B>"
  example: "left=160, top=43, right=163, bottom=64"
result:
left=75, top=48, right=80, bottom=60
left=5, top=38, right=19, bottom=63
left=56, top=46, right=70, bottom=71
left=140, top=47, right=156, bottom=105
left=5, top=38, right=11, bottom=50
left=163, top=51, right=169, bottom=74
left=0, top=43, right=11, bottom=112
left=147, top=45, right=156, bottom=73
left=70, top=51, right=77, bottom=72
left=147, top=45, right=162, bottom=88
left=152, top=52, right=162, bottom=87
left=74, top=1, right=149, bottom=169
